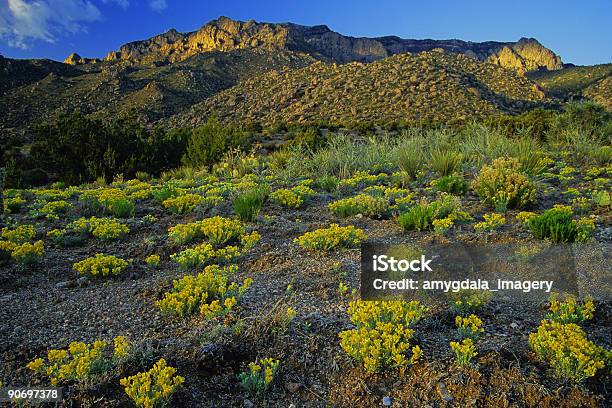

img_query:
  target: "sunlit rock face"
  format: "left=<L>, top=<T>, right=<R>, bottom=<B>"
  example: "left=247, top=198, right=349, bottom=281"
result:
left=97, top=16, right=562, bottom=72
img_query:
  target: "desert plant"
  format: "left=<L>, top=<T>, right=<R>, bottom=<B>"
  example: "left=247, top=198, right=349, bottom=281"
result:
left=294, top=224, right=366, bottom=251
left=547, top=293, right=595, bottom=323
left=450, top=338, right=478, bottom=366
left=471, top=157, right=536, bottom=212
left=455, top=314, right=484, bottom=340
left=527, top=206, right=593, bottom=243
left=433, top=174, right=468, bottom=196
left=233, top=186, right=268, bottom=221
left=449, top=289, right=492, bottom=314
left=529, top=320, right=610, bottom=382
left=430, top=148, right=463, bottom=176
left=339, top=300, right=426, bottom=372
left=328, top=194, right=389, bottom=218
left=73, top=254, right=129, bottom=277
left=120, top=358, right=185, bottom=407
left=238, top=358, right=280, bottom=395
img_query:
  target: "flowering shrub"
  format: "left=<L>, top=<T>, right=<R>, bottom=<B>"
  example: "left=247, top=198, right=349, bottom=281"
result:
left=81, top=188, right=135, bottom=218
left=269, top=189, right=303, bottom=208
left=239, top=357, right=280, bottom=395
left=529, top=320, right=610, bottom=382
left=168, top=217, right=245, bottom=245
left=2, top=225, right=36, bottom=244
left=4, top=196, right=26, bottom=213
left=339, top=171, right=388, bottom=190
left=145, top=254, right=160, bottom=269
left=162, top=193, right=205, bottom=214
left=432, top=217, right=453, bottom=235
left=39, top=200, right=72, bottom=220
left=547, top=293, right=595, bottom=323
left=474, top=213, right=505, bottom=232
left=471, top=157, right=536, bottom=211
left=515, top=211, right=536, bottom=224
left=328, top=194, right=389, bottom=218
left=69, top=217, right=130, bottom=240
left=339, top=300, right=426, bottom=372
left=171, top=243, right=243, bottom=270
left=10, top=240, right=44, bottom=265
left=449, top=289, right=492, bottom=314
left=26, top=337, right=129, bottom=385
left=455, top=315, right=484, bottom=339
left=120, top=358, right=184, bottom=408
left=155, top=265, right=252, bottom=318
left=450, top=338, right=477, bottom=366
left=295, top=224, right=366, bottom=251
left=73, top=254, right=129, bottom=277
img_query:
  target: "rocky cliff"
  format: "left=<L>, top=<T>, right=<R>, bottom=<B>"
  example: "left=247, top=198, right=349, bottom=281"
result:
left=98, top=16, right=562, bottom=72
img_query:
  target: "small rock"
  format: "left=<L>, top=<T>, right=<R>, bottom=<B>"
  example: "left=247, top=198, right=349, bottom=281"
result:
left=437, top=381, right=453, bottom=402
left=77, top=276, right=89, bottom=287
left=56, top=280, right=75, bottom=289
left=383, top=396, right=392, bottom=406
left=510, top=322, right=519, bottom=329
left=243, top=399, right=254, bottom=408
left=285, top=382, right=303, bottom=393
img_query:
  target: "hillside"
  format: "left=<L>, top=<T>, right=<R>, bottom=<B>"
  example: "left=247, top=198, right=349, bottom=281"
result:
left=0, top=49, right=315, bottom=140
left=0, top=16, right=571, bottom=141
left=169, top=50, right=552, bottom=128
left=527, top=63, right=612, bottom=102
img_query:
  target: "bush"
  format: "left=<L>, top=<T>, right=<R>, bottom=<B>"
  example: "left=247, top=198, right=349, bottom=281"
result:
left=328, top=194, right=389, bottom=218
left=430, top=149, right=463, bottom=176
left=239, top=358, right=280, bottom=395
left=474, top=213, right=505, bottom=233
left=547, top=293, right=595, bottom=323
left=233, top=187, right=268, bottom=222
left=527, top=206, right=593, bottom=243
left=167, top=216, right=247, bottom=246
left=529, top=320, right=610, bottom=382
left=73, top=254, right=129, bottom=277
left=182, top=115, right=249, bottom=170
left=450, top=339, right=477, bottom=366
left=269, top=188, right=302, bottom=208
left=27, top=337, right=129, bottom=386
left=69, top=217, right=129, bottom=241
left=471, top=157, right=536, bottom=212
left=162, top=193, right=205, bottom=214
left=433, top=174, right=468, bottom=195
left=397, top=195, right=460, bottom=231
left=396, top=145, right=424, bottom=180
left=449, top=289, right=492, bottom=314
left=28, top=112, right=188, bottom=185
left=155, top=265, right=251, bottom=317
left=295, top=224, right=366, bottom=251
left=339, top=300, right=426, bottom=372
left=121, top=358, right=184, bottom=408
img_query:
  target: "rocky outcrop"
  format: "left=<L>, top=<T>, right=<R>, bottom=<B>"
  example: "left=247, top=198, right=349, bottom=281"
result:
left=97, top=16, right=562, bottom=72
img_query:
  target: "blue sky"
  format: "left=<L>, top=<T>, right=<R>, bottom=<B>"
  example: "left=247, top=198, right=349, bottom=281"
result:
left=1, top=0, right=610, bottom=65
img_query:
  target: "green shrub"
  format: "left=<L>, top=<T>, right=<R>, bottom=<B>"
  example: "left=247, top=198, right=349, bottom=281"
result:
left=430, top=149, right=463, bottom=177
left=433, top=174, right=468, bottom=195
left=182, top=115, right=248, bottom=170
left=528, top=206, right=594, bottom=243
left=316, top=175, right=339, bottom=192
left=397, top=195, right=460, bottom=231
left=471, top=157, right=536, bottom=212
left=107, top=198, right=135, bottom=218
left=233, top=187, right=268, bottom=222
left=396, top=145, right=424, bottom=180
left=398, top=203, right=436, bottom=232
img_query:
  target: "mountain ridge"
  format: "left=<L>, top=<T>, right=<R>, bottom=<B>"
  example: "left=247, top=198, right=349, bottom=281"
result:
left=66, top=16, right=563, bottom=74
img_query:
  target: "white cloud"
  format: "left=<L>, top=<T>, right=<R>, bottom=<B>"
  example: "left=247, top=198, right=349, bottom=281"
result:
left=0, top=0, right=101, bottom=49
left=102, top=0, right=129, bottom=9
left=149, top=0, right=166, bottom=12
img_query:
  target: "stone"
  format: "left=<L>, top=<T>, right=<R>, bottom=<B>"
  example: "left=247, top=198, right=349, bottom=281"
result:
left=285, top=382, right=303, bottom=393
left=383, top=396, right=392, bottom=406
